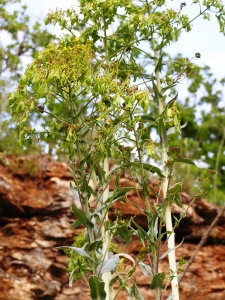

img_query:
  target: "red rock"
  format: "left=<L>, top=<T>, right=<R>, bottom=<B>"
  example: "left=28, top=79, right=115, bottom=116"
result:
left=0, top=155, right=225, bottom=299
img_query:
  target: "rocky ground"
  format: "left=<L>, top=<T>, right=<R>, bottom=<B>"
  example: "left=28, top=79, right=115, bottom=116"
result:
left=0, top=154, right=225, bottom=300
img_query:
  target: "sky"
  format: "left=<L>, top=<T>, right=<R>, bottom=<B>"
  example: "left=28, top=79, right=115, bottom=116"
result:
left=20, top=0, right=225, bottom=81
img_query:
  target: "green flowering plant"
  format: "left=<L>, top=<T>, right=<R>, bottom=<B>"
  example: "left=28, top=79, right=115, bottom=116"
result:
left=10, top=1, right=223, bottom=299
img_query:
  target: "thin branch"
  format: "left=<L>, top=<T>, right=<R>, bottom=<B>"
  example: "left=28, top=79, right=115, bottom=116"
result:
left=179, top=203, right=225, bottom=285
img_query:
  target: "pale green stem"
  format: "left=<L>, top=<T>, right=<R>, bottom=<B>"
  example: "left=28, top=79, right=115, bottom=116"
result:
left=213, top=126, right=225, bottom=203
left=101, top=18, right=113, bottom=299
left=131, top=112, right=151, bottom=214
left=76, top=141, right=98, bottom=277
left=152, top=37, right=179, bottom=300
left=101, top=156, right=113, bottom=300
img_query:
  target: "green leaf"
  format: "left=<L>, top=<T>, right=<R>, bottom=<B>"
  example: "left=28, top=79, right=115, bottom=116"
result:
left=167, top=182, right=183, bottom=197
left=164, top=93, right=178, bottom=110
left=71, top=204, right=93, bottom=228
left=131, top=280, right=145, bottom=300
left=87, top=157, right=106, bottom=185
left=140, top=114, right=156, bottom=123
left=155, top=53, right=164, bottom=73
left=174, top=194, right=182, bottom=208
left=131, top=218, right=150, bottom=244
left=87, top=238, right=103, bottom=252
left=104, top=187, right=137, bottom=207
left=81, top=175, right=92, bottom=200
left=152, top=78, right=162, bottom=99
left=70, top=219, right=82, bottom=229
left=150, top=272, right=165, bottom=290
left=117, top=224, right=132, bottom=245
left=89, top=276, right=106, bottom=300
left=131, top=162, right=165, bottom=178
left=175, top=157, right=196, bottom=166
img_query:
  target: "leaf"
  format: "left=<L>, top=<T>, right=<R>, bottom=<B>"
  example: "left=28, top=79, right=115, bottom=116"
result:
left=70, top=182, right=80, bottom=201
left=107, top=165, right=121, bottom=178
left=86, top=156, right=106, bottom=185
left=161, top=82, right=177, bottom=94
left=69, top=268, right=76, bottom=287
left=140, top=114, right=156, bottom=123
left=99, top=254, right=119, bottom=277
left=155, top=53, right=164, bottom=73
left=152, top=78, right=162, bottom=99
left=70, top=219, right=82, bottom=229
left=150, top=272, right=165, bottom=290
left=131, top=280, right=145, bottom=300
left=117, top=224, right=132, bottom=245
left=153, top=216, right=158, bottom=239
left=164, top=93, right=178, bottom=110
left=71, top=204, right=93, bottom=228
left=128, top=201, right=144, bottom=213
left=131, top=218, right=150, bottom=244
left=131, top=162, right=165, bottom=178
left=81, top=175, right=92, bottom=200
left=174, top=194, right=182, bottom=208
left=89, top=276, right=106, bottom=300
left=87, top=238, right=103, bottom=252
left=175, top=157, right=196, bottom=166
left=159, top=239, right=184, bottom=260
left=167, top=182, right=183, bottom=197
left=139, top=262, right=154, bottom=277
left=106, top=187, right=137, bottom=204
left=167, top=122, right=188, bottom=135
left=57, top=244, right=93, bottom=261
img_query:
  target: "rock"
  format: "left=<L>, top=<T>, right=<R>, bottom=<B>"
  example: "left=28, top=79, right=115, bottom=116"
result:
left=1, top=155, right=225, bottom=300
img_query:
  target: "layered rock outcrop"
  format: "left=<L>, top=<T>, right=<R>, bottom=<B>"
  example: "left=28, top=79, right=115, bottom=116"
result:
left=0, top=154, right=225, bottom=300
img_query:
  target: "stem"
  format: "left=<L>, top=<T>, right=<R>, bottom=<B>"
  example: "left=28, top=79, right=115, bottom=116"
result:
left=101, top=156, right=112, bottom=300
left=131, top=111, right=151, bottom=214
left=152, top=36, right=179, bottom=300
left=213, top=126, right=225, bottom=203
left=179, top=203, right=225, bottom=285
left=76, top=141, right=98, bottom=277
left=101, top=17, right=113, bottom=300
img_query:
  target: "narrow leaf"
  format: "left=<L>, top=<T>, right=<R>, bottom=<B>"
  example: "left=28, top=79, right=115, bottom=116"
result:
left=139, top=262, right=154, bottom=277
left=99, top=254, right=119, bottom=277
left=155, top=53, right=164, bottom=73
left=140, top=115, right=156, bottom=123
left=159, top=239, right=184, bottom=260
left=70, top=182, right=80, bottom=202
left=131, top=218, right=149, bottom=243
left=89, top=276, right=106, bottom=300
left=167, top=122, right=187, bottom=135
left=164, top=93, right=178, bottom=110
left=57, top=245, right=93, bottom=260
left=174, top=194, right=182, bottom=208
left=71, top=204, right=93, bottom=228
left=175, top=157, right=196, bottom=166
left=105, top=187, right=137, bottom=204
left=70, top=219, right=82, bottom=229
left=131, top=280, right=145, bottom=300
left=87, top=238, right=103, bottom=252
left=167, top=182, right=183, bottom=197
left=131, top=162, right=165, bottom=178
